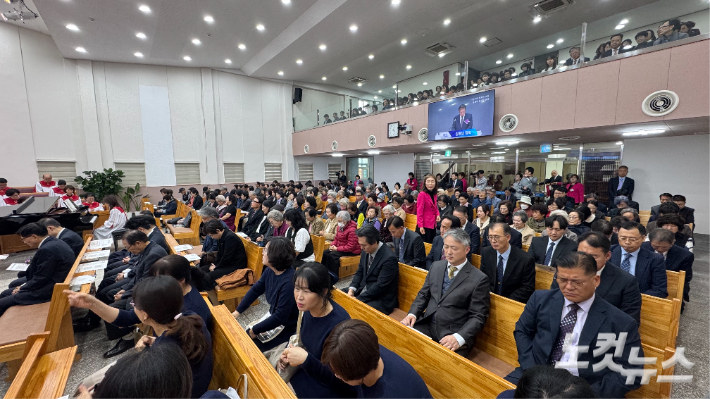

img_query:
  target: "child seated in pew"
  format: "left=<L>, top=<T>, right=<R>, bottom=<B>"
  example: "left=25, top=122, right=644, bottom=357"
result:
left=232, top=237, right=298, bottom=351
left=322, top=319, right=432, bottom=399
left=67, top=276, right=213, bottom=398
left=280, top=263, right=356, bottom=398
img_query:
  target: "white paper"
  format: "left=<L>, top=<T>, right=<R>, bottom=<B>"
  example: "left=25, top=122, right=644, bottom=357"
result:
left=77, top=260, right=109, bottom=273
left=0, top=254, right=9, bottom=260
left=82, top=250, right=110, bottom=261
left=182, top=253, right=200, bottom=262
left=89, top=239, right=113, bottom=249
left=70, top=275, right=96, bottom=290
left=173, top=244, right=193, bottom=252
left=7, top=263, right=29, bottom=271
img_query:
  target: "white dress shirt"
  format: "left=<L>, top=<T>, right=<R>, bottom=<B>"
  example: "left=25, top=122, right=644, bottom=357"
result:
left=617, top=176, right=625, bottom=190
left=558, top=294, right=595, bottom=376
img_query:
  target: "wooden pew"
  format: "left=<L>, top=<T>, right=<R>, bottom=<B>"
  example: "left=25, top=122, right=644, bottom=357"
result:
left=311, top=234, right=325, bottom=263
left=160, top=201, right=187, bottom=223
left=627, top=343, right=676, bottom=399
left=13, top=186, right=37, bottom=194
left=3, top=332, right=76, bottom=399
left=534, top=264, right=555, bottom=291
left=333, top=289, right=515, bottom=398
left=167, top=209, right=202, bottom=246
left=665, top=270, right=685, bottom=303
left=424, top=242, right=432, bottom=256
left=349, top=196, right=356, bottom=202
left=203, top=298, right=296, bottom=399
left=404, top=214, right=418, bottom=232
left=215, top=237, right=263, bottom=312
left=639, top=210, right=652, bottom=227
left=339, top=256, right=360, bottom=278
left=522, top=244, right=529, bottom=252
left=91, top=210, right=110, bottom=230
left=470, top=253, right=481, bottom=268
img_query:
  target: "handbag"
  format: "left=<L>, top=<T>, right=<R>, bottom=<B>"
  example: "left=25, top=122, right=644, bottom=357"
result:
left=214, top=268, right=254, bottom=290
left=263, top=311, right=304, bottom=383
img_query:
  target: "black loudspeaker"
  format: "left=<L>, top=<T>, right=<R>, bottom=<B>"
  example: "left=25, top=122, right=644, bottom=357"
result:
left=293, top=87, right=303, bottom=104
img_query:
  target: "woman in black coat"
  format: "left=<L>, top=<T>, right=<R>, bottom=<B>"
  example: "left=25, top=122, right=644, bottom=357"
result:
left=200, top=220, right=247, bottom=287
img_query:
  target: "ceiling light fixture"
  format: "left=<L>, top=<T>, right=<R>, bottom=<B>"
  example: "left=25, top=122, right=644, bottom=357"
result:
left=256, top=24, right=265, bottom=31
left=438, top=53, right=445, bottom=58
left=138, top=5, right=151, bottom=13
left=134, top=52, right=143, bottom=58
left=378, top=90, right=382, bottom=93
left=431, top=145, right=448, bottom=150
left=368, top=150, right=380, bottom=155
left=622, top=129, right=665, bottom=137
left=204, top=15, right=214, bottom=23
left=615, top=141, right=623, bottom=145
left=66, top=23, right=79, bottom=31
left=183, top=55, right=191, bottom=61
left=547, top=44, right=554, bottom=49
left=374, top=96, right=378, bottom=99
left=136, top=32, right=147, bottom=39
left=391, top=0, right=401, bottom=5
left=507, top=53, right=513, bottom=59
left=491, top=151, right=506, bottom=154
left=423, top=82, right=427, bottom=85
left=380, top=74, right=384, bottom=79
left=349, top=24, right=358, bottom=32
left=533, top=16, right=541, bottom=23
left=406, top=65, right=412, bottom=70
left=623, top=45, right=633, bottom=50
left=225, top=59, right=232, bottom=64
left=357, top=82, right=363, bottom=87
left=479, top=37, right=487, bottom=43
left=369, top=54, right=374, bottom=60
left=443, top=18, right=451, bottom=26
left=296, top=59, right=303, bottom=65
left=282, top=0, right=291, bottom=4
left=619, top=19, right=629, bottom=24
left=615, top=24, right=625, bottom=30
left=495, top=140, right=519, bottom=145
left=319, top=44, right=327, bottom=51
left=238, top=43, right=246, bottom=50
left=342, top=66, right=348, bottom=71
left=192, top=38, right=201, bottom=45
left=556, top=38, right=564, bottom=44
left=392, top=85, right=396, bottom=88
left=75, top=47, right=87, bottom=53
left=278, top=71, right=284, bottom=76
left=495, top=60, right=502, bottom=64
left=331, top=153, right=344, bottom=157
left=322, top=76, right=327, bottom=81
left=401, top=39, right=407, bottom=45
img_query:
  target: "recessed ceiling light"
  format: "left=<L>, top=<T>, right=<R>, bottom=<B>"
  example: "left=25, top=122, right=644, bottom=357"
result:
left=622, top=129, right=665, bottom=136
left=378, top=90, right=382, bottom=93
left=368, top=54, right=374, bottom=60
left=392, top=85, right=396, bottom=88
left=406, top=65, right=412, bottom=70
left=183, top=55, right=192, bottom=61
left=438, top=53, right=445, bottom=58
left=66, top=23, right=79, bottom=31
left=495, top=60, right=502, bottom=64
left=342, top=66, right=348, bottom=71
left=278, top=71, right=284, bottom=76
left=322, top=76, right=327, bottom=81
left=556, top=38, right=564, bottom=44
left=349, top=24, right=358, bottom=32
left=319, top=44, right=327, bottom=51
left=533, top=16, right=541, bottom=23
left=547, top=44, right=554, bottom=49
left=296, top=59, right=303, bottom=65
left=391, top=0, right=401, bottom=6
left=615, top=24, right=625, bottom=30
left=238, top=43, right=246, bottom=50
left=138, top=5, right=151, bottom=13
left=619, top=19, right=629, bottom=24
left=401, top=39, right=407, bottom=45
left=357, top=82, right=363, bottom=87
left=455, top=72, right=461, bottom=76
left=225, top=59, right=232, bottom=64
left=479, top=37, right=487, bottom=43
left=380, top=74, right=385, bottom=79
left=507, top=53, right=513, bottom=59
left=443, top=18, right=451, bottom=26
left=282, top=0, right=291, bottom=4
left=75, top=47, right=87, bottom=53
left=134, top=52, right=143, bottom=58
left=204, top=15, right=214, bottom=23
left=373, top=96, right=378, bottom=100
left=615, top=141, right=623, bottom=145
left=256, top=24, right=265, bottom=31
left=136, top=32, right=147, bottom=39
left=192, top=38, right=201, bottom=45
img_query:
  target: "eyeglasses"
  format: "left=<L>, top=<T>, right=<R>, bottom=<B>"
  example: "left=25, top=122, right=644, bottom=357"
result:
left=488, top=235, right=507, bottom=242
left=618, top=236, right=640, bottom=242
left=554, top=276, right=592, bottom=288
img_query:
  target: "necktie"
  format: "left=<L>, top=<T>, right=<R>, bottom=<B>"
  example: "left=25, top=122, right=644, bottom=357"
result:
left=496, top=255, right=504, bottom=295
left=448, top=265, right=456, bottom=279
left=621, top=253, right=632, bottom=273
left=399, top=236, right=405, bottom=262
left=550, top=303, right=580, bottom=364
left=440, top=250, right=446, bottom=260
left=367, top=254, right=373, bottom=273
left=544, top=242, right=556, bottom=266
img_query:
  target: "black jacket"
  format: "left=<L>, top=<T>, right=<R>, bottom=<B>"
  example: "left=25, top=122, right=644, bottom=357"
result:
left=191, top=195, right=204, bottom=210
left=242, top=209, right=264, bottom=237
left=480, top=246, right=535, bottom=303
left=148, top=228, right=170, bottom=254
left=481, top=226, right=522, bottom=250
left=528, top=236, right=578, bottom=266
left=15, top=237, right=75, bottom=304
left=214, top=230, right=247, bottom=274
left=350, top=244, right=400, bottom=314
left=121, top=241, right=169, bottom=298
left=610, top=245, right=667, bottom=298
left=607, top=176, right=635, bottom=204
left=642, top=242, right=693, bottom=302
left=425, top=236, right=444, bottom=270
left=392, top=230, right=426, bottom=269
left=248, top=214, right=271, bottom=241
left=57, top=228, right=84, bottom=257
left=463, top=222, right=481, bottom=255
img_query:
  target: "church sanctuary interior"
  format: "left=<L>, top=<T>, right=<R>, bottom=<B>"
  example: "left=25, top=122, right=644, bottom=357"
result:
left=0, top=0, right=708, bottom=397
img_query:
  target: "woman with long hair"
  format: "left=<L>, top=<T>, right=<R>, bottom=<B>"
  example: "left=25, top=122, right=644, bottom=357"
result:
left=539, top=54, right=557, bottom=72
left=283, top=208, right=315, bottom=267
left=416, top=174, right=439, bottom=243
left=93, top=194, right=127, bottom=240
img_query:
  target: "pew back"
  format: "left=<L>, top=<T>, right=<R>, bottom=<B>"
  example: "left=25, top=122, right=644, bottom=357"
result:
left=639, top=294, right=681, bottom=350
left=665, top=270, right=685, bottom=303
left=626, top=343, right=675, bottom=399
left=311, top=234, right=325, bottom=263
left=424, top=242, right=432, bottom=256
left=534, top=264, right=555, bottom=291
left=404, top=214, right=418, bottom=232
left=474, top=294, right=523, bottom=367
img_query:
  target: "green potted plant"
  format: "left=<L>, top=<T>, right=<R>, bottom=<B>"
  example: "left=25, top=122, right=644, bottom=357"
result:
left=120, top=183, right=148, bottom=214
left=74, top=169, right=125, bottom=201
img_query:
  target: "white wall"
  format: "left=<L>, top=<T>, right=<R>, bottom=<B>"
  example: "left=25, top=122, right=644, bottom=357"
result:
left=293, top=156, right=345, bottom=181
left=622, top=134, right=709, bottom=235
left=373, top=153, right=416, bottom=189
left=0, top=23, right=294, bottom=187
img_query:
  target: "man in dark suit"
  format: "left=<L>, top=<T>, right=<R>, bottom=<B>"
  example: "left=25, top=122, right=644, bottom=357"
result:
left=0, top=223, right=75, bottom=317
left=453, top=206, right=480, bottom=255
left=125, top=215, right=170, bottom=254
left=649, top=193, right=673, bottom=221
left=355, top=190, right=368, bottom=218
left=389, top=216, right=426, bottom=269
left=450, top=104, right=473, bottom=131
left=631, top=31, right=654, bottom=51
left=563, top=46, right=590, bottom=66
left=528, top=215, right=578, bottom=266
left=450, top=175, right=463, bottom=191
left=482, top=215, right=523, bottom=249
left=480, top=223, right=535, bottom=303
left=401, top=228, right=490, bottom=357
left=511, top=252, right=643, bottom=398
left=602, top=33, right=631, bottom=57
left=426, top=215, right=460, bottom=270
left=348, top=226, right=399, bottom=314
left=552, top=232, right=641, bottom=324
left=607, top=165, right=634, bottom=206
left=610, top=221, right=667, bottom=298
left=645, top=228, right=693, bottom=303
left=39, top=218, right=84, bottom=257
left=242, top=196, right=264, bottom=236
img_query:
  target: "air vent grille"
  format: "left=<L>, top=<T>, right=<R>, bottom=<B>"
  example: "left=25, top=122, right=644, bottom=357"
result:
left=347, top=77, right=367, bottom=84
left=533, top=0, right=574, bottom=15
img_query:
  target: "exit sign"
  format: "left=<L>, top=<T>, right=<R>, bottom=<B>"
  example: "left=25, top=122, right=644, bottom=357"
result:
left=445, top=150, right=452, bottom=157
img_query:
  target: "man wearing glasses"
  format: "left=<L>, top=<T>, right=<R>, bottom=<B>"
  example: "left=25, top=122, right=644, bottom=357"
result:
left=480, top=222, right=535, bottom=303
left=610, top=221, right=667, bottom=298
left=528, top=215, right=578, bottom=267
left=654, top=19, right=689, bottom=46
left=510, top=252, right=643, bottom=398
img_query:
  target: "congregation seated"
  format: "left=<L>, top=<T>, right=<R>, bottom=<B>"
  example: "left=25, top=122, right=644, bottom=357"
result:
left=321, top=210, right=360, bottom=282
left=0, top=223, right=74, bottom=316
left=92, top=195, right=127, bottom=240
left=655, top=214, right=694, bottom=252
left=552, top=231, right=642, bottom=324
left=528, top=215, right=578, bottom=266
left=248, top=200, right=273, bottom=241
left=389, top=216, right=426, bottom=269
left=644, top=228, right=693, bottom=305
left=401, top=229, right=490, bottom=357
left=199, top=220, right=247, bottom=288
left=611, top=221, right=667, bottom=298
left=154, top=194, right=177, bottom=217
left=452, top=206, right=480, bottom=255
left=511, top=252, right=643, bottom=398
left=188, top=187, right=204, bottom=210
left=321, top=319, right=432, bottom=398
left=481, top=214, right=523, bottom=249
left=219, top=194, right=238, bottom=231
left=305, top=207, right=324, bottom=235
left=511, top=210, right=535, bottom=246
left=480, top=222, right=535, bottom=303
left=646, top=202, right=693, bottom=239
left=241, top=195, right=265, bottom=237
left=426, top=215, right=460, bottom=270
left=232, top=237, right=298, bottom=351
left=197, top=207, right=230, bottom=255
left=566, top=208, right=591, bottom=238
left=526, top=204, right=548, bottom=233
left=38, top=217, right=84, bottom=257
left=125, top=215, right=170, bottom=253
left=284, top=208, right=315, bottom=267
left=347, top=226, right=399, bottom=314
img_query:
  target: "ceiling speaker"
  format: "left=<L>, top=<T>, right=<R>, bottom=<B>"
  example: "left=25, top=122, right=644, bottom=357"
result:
left=303, top=144, right=309, bottom=154
left=499, top=114, right=518, bottom=133
left=642, top=90, right=679, bottom=117
left=368, top=135, right=377, bottom=148
left=331, top=141, right=338, bottom=151
left=418, top=128, right=428, bottom=142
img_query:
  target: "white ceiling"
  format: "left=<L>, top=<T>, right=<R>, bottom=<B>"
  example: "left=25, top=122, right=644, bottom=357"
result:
left=6, top=0, right=704, bottom=97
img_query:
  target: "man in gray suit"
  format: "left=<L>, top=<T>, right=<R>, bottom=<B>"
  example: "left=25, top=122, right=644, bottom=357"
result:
left=401, top=228, right=490, bottom=356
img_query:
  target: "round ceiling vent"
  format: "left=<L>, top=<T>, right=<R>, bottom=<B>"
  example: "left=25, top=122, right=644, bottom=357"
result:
left=331, top=141, right=338, bottom=151
left=367, top=135, right=376, bottom=148
left=499, top=114, right=518, bottom=133
left=642, top=90, right=679, bottom=117
left=303, top=144, right=309, bottom=154
left=418, top=128, right=429, bottom=142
